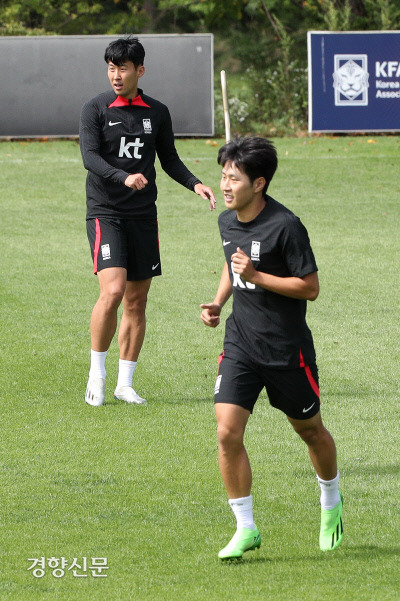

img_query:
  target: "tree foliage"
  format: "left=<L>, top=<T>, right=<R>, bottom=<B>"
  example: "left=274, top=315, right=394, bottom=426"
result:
left=1, top=0, right=399, bottom=36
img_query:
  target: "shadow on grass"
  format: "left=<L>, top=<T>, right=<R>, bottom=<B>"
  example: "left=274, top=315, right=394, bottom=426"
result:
left=219, top=544, right=400, bottom=566
left=219, top=556, right=273, bottom=567
left=335, top=544, right=400, bottom=559
left=107, top=396, right=212, bottom=406
left=342, top=463, right=400, bottom=477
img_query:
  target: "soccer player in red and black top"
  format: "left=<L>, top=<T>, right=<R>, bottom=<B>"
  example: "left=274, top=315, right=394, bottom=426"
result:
left=201, top=136, right=343, bottom=559
left=80, top=36, right=216, bottom=407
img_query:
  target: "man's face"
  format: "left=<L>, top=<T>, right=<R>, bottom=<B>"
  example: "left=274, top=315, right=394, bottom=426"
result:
left=107, top=61, right=145, bottom=98
left=220, top=162, right=260, bottom=212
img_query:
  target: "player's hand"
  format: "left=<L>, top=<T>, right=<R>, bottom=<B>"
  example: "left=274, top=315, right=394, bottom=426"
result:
left=231, top=247, right=256, bottom=283
left=200, top=302, right=221, bottom=327
left=194, top=183, right=217, bottom=211
left=124, top=173, right=148, bottom=190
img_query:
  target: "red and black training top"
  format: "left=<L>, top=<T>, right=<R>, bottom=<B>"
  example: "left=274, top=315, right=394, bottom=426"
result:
left=79, top=89, right=201, bottom=220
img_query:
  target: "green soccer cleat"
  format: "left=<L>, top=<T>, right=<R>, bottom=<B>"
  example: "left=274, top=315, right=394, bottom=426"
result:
left=319, top=492, right=344, bottom=551
left=218, top=527, right=261, bottom=560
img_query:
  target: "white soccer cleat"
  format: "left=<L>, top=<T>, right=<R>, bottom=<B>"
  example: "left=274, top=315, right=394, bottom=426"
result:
left=85, top=378, right=105, bottom=406
left=114, top=386, right=147, bottom=405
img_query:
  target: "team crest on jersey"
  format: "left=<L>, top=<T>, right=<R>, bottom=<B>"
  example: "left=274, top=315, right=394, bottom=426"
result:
left=143, top=118, right=152, bottom=134
left=251, top=241, right=260, bottom=260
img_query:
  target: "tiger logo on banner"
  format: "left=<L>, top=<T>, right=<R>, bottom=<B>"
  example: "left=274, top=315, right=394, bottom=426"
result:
left=333, top=55, right=369, bottom=106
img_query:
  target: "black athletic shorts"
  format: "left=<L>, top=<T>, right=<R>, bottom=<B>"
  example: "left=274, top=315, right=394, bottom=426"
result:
left=214, top=351, right=320, bottom=420
left=86, top=217, right=161, bottom=281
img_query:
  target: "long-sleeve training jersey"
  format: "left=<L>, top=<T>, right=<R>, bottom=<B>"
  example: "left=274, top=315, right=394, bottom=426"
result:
left=79, top=89, right=201, bottom=220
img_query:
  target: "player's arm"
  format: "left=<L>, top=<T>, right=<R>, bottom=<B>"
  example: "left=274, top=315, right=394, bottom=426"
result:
left=80, top=100, right=146, bottom=190
left=124, top=173, right=148, bottom=190
left=200, top=262, right=232, bottom=327
left=231, top=248, right=319, bottom=301
left=156, top=106, right=216, bottom=210
left=79, top=101, right=130, bottom=185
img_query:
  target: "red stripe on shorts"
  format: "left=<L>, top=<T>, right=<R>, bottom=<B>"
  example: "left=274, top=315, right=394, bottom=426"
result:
left=217, top=350, right=225, bottom=374
left=299, top=349, right=320, bottom=399
left=93, top=218, right=101, bottom=274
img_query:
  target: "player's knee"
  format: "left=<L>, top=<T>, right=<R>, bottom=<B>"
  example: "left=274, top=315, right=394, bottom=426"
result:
left=101, top=284, right=125, bottom=308
left=124, top=293, right=148, bottom=316
left=297, top=424, right=325, bottom=447
left=217, top=422, right=244, bottom=450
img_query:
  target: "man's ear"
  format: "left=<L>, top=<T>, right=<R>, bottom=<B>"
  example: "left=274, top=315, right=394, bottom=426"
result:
left=137, top=65, right=145, bottom=78
left=254, top=177, right=266, bottom=193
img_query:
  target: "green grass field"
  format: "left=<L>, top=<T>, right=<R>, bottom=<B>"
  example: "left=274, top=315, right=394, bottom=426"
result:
left=1, top=136, right=399, bottom=601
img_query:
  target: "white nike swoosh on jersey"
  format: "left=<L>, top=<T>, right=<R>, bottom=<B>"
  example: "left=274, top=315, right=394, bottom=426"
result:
left=109, top=121, right=122, bottom=126
left=302, top=402, right=316, bottom=413
left=223, top=240, right=231, bottom=246
left=152, top=263, right=160, bottom=270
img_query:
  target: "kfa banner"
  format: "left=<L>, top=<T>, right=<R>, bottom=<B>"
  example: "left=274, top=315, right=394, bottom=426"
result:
left=307, top=31, right=400, bottom=133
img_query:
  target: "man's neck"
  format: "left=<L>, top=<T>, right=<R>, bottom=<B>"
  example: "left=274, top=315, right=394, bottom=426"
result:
left=125, top=89, right=139, bottom=100
left=236, top=196, right=266, bottom=223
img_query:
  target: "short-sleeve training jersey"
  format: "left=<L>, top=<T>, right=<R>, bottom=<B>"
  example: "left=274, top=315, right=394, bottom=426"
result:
left=218, top=196, right=318, bottom=369
left=79, top=89, right=201, bottom=220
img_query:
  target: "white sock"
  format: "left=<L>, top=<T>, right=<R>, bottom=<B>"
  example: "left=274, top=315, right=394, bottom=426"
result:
left=116, top=359, right=137, bottom=390
left=317, top=472, right=340, bottom=510
left=228, top=495, right=255, bottom=530
left=89, top=349, right=107, bottom=380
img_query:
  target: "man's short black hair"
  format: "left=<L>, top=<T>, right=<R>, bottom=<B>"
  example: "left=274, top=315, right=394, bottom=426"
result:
left=217, top=136, right=278, bottom=195
left=104, top=36, right=145, bottom=68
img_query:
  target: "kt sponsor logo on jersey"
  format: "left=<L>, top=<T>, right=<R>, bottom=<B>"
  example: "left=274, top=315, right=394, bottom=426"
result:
left=119, top=137, right=144, bottom=159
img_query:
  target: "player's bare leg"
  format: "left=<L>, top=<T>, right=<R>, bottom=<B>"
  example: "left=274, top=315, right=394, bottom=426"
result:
left=287, top=411, right=337, bottom=480
left=288, top=411, right=343, bottom=551
left=215, top=403, right=252, bottom=498
left=215, top=403, right=261, bottom=559
left=85, top=267, right=126, bottom=406
left=118, top=278, right=152, bottom=361
left=114, top=278, right=152, bottom=405
left=91, top=267, right=127, bottom=352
